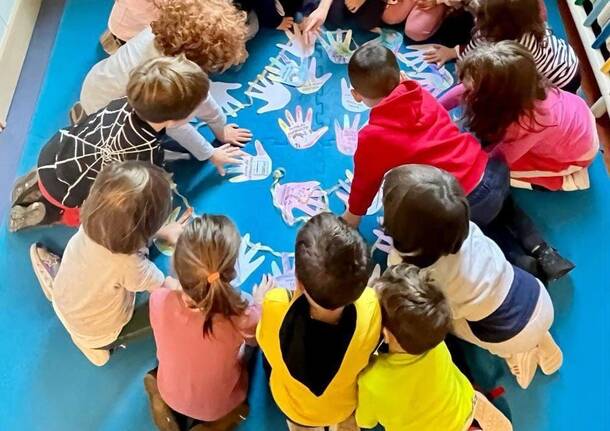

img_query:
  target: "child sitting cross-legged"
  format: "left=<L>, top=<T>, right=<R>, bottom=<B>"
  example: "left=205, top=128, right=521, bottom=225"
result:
left=144, top=215, right=275, bottom=431
left=356, top=264, right=513, bottom=431
left=10, top=55, right=242, bottom=232
left=29, top=161, right=185, bottom=367
left=257, top=213, right=381, bottom=431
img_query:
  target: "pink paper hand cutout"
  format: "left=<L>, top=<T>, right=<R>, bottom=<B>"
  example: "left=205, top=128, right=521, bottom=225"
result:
left=272, top=178, right=329, bottom=226
left=270, top=253, right=296, bottom=290
left=334, top=114, right=363, bottom=156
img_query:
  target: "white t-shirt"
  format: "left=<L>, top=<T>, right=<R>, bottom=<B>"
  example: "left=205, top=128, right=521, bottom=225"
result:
left=52, top=228, right=164, bottom=348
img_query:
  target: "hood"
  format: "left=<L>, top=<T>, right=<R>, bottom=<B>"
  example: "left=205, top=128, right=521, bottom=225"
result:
left=368, top=80, right=427, bottom=131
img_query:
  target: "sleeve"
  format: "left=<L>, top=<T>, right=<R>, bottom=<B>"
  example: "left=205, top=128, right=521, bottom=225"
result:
left=236, top=303, right=262, bottom=344
left=166, top=123, right=215, bottom=161
left=123, top=250, right=165, bottom=293
left=195, top=93, right=227, bottom=139
left=355, top=378, right=379, bottom=430
left=438, top=83, right=465, bottom=111
left=348, top=137, right=385, bottom=216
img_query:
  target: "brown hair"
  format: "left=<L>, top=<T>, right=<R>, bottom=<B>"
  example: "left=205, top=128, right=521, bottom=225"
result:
left=173, top=215, right=248, bottom=335
left=152, top=0, right=248, bottom=74
left=374, top=264, right=452, bottom=355
left=475, top=0, right=546, bottom=43
left=459, top=41, right=550, bottom=144
left=348, top=44, right=401, bottom=99
left=295, top=213, right=371, bottom=310
left=127, top=55, right=209, bottom=123
left=81, top=161, right=173, bottom=254
left=383, top=165, right=470, bottom=268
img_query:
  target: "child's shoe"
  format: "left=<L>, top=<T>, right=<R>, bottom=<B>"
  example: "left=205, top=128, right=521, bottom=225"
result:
left=533, top=245, right=575, bottom=282
left=30, top=243, right=61, bottom=301
left=99, top=29, right=123, bottom=55
left=11, top=168, right=39, bottom=206
left=537, top=331, right=563, bottom=375
left=505, top=349, right=538, bottom=389
left=472, top=391, right=513, bottom=431
left=143, top=373, right=180, bottom=431
left=190, top=403, right=249, bottom=431
left=286, top=421, right=324, bottom=431
left=69, top=102, right=86, bottom=126
left=9, top=202, right=45, bottom=232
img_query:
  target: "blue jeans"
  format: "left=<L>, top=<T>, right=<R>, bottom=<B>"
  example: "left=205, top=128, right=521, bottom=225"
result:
left=467, top=157, right=510, bottom=228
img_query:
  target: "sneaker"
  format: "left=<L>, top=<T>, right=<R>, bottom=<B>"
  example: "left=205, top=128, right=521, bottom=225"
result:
left=11, top=168, right=39, bottom=206
left=534, top=245, right=575, bottom=282
left=143, top=374, right=180, bottom=431
left=505, top=349, right=538, bottom=389
left=9, top=202, right=46, bottom=232
left=30, top=243, right=61, bottom=301
left=99, top=29, right=123, bottom=55
left=472, top=391, right=513, bottom=431
left=537, top=331, right=563, bottom=375
left=69, top=101, right=86, bottom=126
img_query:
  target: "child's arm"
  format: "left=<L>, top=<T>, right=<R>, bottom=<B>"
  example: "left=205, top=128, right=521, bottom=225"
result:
left=346, top=144, right=385, bottom=227
left=239, top=274, right=277, bottom=345
left=124, top=250, right=165, bottom=293
left=438, top=83, right=466, bottom=111
left=194, top=93, right=252, bottom=146
left=355, top=379, right=379, bottom=430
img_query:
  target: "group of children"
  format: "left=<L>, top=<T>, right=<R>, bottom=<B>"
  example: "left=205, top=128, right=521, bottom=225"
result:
left=12, top=0, right=600, bottom=430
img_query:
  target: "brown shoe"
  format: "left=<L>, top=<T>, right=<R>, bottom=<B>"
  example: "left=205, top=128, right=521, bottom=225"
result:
left=99, top=29, right=123, bottom=55
left=143, top=373, right=180, bottom=431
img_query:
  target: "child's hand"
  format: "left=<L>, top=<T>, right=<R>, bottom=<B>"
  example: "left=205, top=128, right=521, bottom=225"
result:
left=277, top=16, right=295, bottom=31
left=416, top=0, right=437, bottom=10
left=155, top=209, right=192, bottom=247
left=253, top=274, right=277, bottom=305
left=423, top=44, right=458, bottom=66
left=302, top=8, right=327, bottom=44
left=345, top=0, right=367, bottom=12
left=342, top=210, right=362, bottom=228
left=222, top=124, right=252, bottom=147
left=210, top=144, right=246, bottom=176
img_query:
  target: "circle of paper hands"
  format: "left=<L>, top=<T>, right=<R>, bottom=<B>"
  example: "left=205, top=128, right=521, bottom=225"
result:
left=278, top=105, right=329, bottom=150
left=271, top=169, right=330, bottom=227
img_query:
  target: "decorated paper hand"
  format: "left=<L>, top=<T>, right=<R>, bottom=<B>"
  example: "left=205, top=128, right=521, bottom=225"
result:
left=334, top=114, right=363, bottom=156
left=227, top=140, right=272, bottom=183
left=372, top=228, right=394, bottom=255
left=296, top=58, right=332, bottom=95
left=278, top=106, right=328, bottom=150
left=270, top=253, right=296, bottom=290
left=209, top=81, right=245, bottom=117
left=396, top=47, right=430, bottom=73
left=340, top=78, right=368, bottom=112
left=405, top=67, right=454, bottom=97
left=277, top=24, right=316, bottom=58
left=335, top=170, right=382, bottom=216
left=245, top=75, right=291, bottom=114
left=370, top=28, right=404, bottom=53
left=320, top=29, right=357, bottom=64
left=272, top=178, right=329, bottom=226
left=233, top=233, right=266, bottom=287
left=266, top=54, right=308, bottom=87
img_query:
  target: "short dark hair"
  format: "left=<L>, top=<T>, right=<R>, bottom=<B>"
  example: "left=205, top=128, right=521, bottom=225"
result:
left=374, top=264, right=452, bottom=355
left=295, top=213, right=371, bottom=310
left=348, top=44, right=400, bottom=99
left=382, top=165, right=470, bottom=268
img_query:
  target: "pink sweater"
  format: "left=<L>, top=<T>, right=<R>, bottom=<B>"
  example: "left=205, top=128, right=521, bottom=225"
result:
left=440, top=85, right=598, bottom=190
left=108, top=0, right=159, bottom=41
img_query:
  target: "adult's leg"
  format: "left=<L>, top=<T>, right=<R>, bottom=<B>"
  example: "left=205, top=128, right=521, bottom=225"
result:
left=353, top=0, right=385, bottom=30
left=324, top=0, right=348, bottom=30
left=404, top=4, right=447, bottom=41
left=382, top=0, right=416, bottom=25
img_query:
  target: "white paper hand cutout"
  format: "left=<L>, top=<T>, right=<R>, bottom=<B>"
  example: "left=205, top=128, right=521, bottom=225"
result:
left=367, top=263, right=382, bottom=286
left=370, top=28, right=404, bottom=53
left=209, top=81, right=245, bottom=117
left=320, top=29, right=357, bottom=64
left=278, top=105, right=328, bottom=150
left=296, top=57, right=332, bottom=95
left=405, top=67, right=454, bottom=97
left=270, top=253, right=296, bottom=290
left=233, top=233, right=266, bottom=287
left=341, top=78, right=368, bottom=112
left=277, top=24, right=315, bottom=58
left=266, top=54, right=308, bottom=87
left=334, top=114, right=363, bottom=156
left=335, top=170, right=383, bottom=216
left=372, top=228, right=394, bottom=255
left=227, top=140, right=272, bottom=183
left=245, top=75, right=292, bottom=114
left=272, top=180, right=329, bottom=226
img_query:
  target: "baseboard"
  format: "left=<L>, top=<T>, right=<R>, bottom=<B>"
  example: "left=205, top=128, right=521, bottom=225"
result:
left=0, top=0, right=43, bottom=125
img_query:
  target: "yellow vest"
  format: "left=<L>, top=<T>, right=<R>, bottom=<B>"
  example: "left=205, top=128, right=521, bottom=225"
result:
left=256, top=288, right=381, bottom=427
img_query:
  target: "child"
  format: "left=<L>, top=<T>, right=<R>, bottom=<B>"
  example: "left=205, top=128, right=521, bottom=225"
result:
left=383, top=164, right=563, bottom=389
left=257, top=213, right=381, bottom=430
left=424, top=0, right=580, bottom=92
left=145, top=215, right=274, bottom=430
left=29, top=161, right=183, bottom=366
left=440, top=41, right=598, bottom=191
left=356, top=264, right=513, bottom=431
left=74, top=0, right=252, bottom=159
left=10, top=55, right=242, bottom=232
left=344, top=43, right=573, bottom=282
left=381, top=0, right=449, bottom=41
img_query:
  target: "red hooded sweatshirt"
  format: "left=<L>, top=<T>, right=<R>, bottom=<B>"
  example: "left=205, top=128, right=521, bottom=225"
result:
left=348, top=80, right=489, bottom=216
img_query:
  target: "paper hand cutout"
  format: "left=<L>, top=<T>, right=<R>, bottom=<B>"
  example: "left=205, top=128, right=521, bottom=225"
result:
left=209, top=81, right=245, bottom=117
left=278, top=105, right=328, bottom=150
left=367, top=263, right=382, bottom=286
left=371, top=28, right=404, bottom=53
left=335, top=170, right=383, bottom=216
left=277, top=24, right=316, bottom=58
left=233, top=233, right=266, bottom=287
left=334, top=114, right=363, bottom=156
left=266, top=54, right=308, bottom=87
left=372, top=218, right=394, bottom=255
left=227, top=140, right=272, bottom=183
left=272, top=180, right=329, bottom=226
left=245, top=75, right=292, bottom=114
left=405, top=67, right=454, bottom=97
left=320, top=29, right=357, bottom=64
left=296, top=57, right=332, bottom=95
left=270, top=253, right=296, bottom=290
left=341, top=78, right=368, bottom=112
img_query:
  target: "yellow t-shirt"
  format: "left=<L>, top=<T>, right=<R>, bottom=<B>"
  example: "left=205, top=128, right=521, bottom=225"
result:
left=356, top=342, right=475, bottom=431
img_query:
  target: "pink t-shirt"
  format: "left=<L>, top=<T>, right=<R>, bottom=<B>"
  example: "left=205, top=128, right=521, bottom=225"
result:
left=108, top=0, right=159, bottom=41
left=150, top=289, right=260, bottom=421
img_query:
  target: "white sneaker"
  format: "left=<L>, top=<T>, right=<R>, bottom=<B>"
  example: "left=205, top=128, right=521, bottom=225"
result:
left=505, top=349, right=538, bottom=389
left=472, top=391, right=513, bottom=431
left=538, top=331, right=563, bottom=375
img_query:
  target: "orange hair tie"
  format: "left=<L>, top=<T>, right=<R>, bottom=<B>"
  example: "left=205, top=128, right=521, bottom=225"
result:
left=207, top=272, right=220, bottom=283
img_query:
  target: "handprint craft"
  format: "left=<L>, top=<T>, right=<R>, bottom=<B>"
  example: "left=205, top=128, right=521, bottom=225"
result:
left=209, top=81, right=245, bottom=117
left=271, top=170, right=329, bottom=226
left=334, top=114, right=364, bottom=156
left=335, top=170, right=382, bottom=216
left=266, top=54, right=309, bottom=87
left=245, top=74, right=291, bottom=114
left=296, top=58, right=332, bottom=95
left=227, top=140, right=272, bottom=183
left=320, top=29, right=358, bottom=64
left=278, top=106, right=328, bottom=150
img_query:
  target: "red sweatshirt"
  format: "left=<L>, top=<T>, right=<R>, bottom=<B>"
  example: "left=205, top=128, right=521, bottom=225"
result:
left=348, top=81, right=488, bottom=216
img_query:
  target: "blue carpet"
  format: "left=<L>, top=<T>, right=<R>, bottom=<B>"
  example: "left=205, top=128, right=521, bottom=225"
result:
left=0, top=1, right=608, bottom=430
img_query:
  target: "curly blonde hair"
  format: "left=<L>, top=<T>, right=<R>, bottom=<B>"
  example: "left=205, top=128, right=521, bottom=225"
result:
left=151, top=0, right=248, bottom=74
